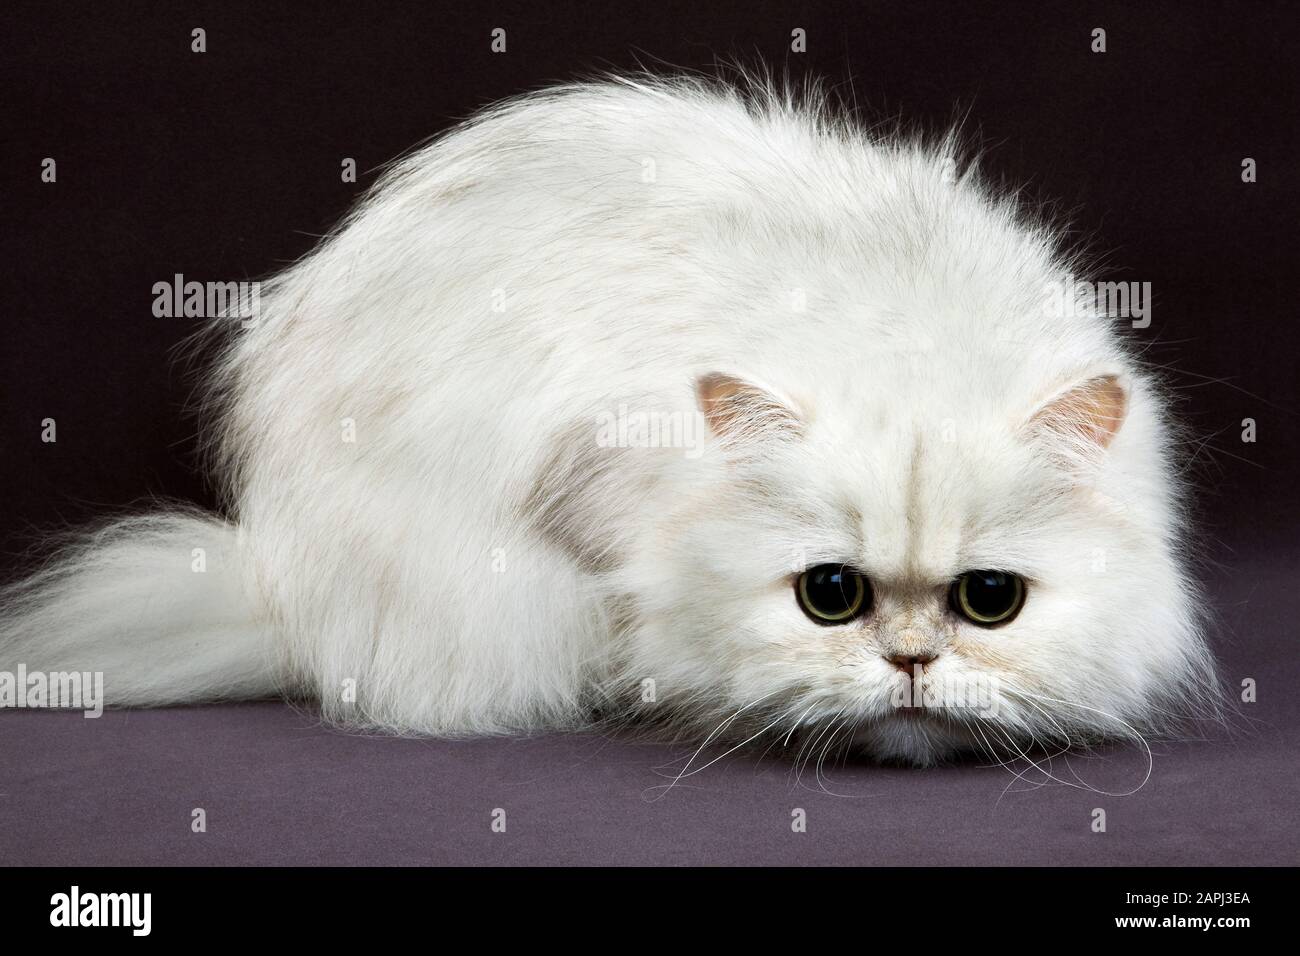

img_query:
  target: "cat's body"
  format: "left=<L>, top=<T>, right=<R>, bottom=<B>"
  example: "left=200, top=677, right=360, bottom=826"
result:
left=1, top=77, right=1218, bottom=764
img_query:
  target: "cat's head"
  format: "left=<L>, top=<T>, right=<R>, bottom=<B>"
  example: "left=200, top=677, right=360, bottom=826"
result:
left=618, top=358, right=1218, bottom=766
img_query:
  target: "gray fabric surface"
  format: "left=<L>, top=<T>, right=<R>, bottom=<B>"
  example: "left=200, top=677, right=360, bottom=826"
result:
left=2, top=555, right=1295, bottom=866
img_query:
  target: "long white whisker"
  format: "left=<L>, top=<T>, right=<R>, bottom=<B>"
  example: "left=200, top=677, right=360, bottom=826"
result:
left=1001, top=688, right=1154, bottom=797
left=665, top=709, right=791, bottom=784
left=648, top=690, right=781, bottom=798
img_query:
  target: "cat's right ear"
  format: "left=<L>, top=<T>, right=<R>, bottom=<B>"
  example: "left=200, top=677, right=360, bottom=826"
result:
left=1021, top=372, right=1128, bottom=469
left=695, top=372, right=804, bottom=447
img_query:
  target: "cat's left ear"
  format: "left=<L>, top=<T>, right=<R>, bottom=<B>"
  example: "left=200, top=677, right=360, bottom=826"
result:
left=695, top=372, right=804, bottom=446
left=1022, top=373, right=1128, bottom=462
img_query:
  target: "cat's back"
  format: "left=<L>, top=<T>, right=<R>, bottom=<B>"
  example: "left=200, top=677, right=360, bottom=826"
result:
left=220, top=77, right=1127, bottom=493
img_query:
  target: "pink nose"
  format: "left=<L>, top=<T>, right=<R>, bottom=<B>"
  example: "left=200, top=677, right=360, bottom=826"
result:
left=886, top=653, right=937, bottom=673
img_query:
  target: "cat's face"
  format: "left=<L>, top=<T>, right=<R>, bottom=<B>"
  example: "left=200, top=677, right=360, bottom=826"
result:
left=624, top=364, right=1208, bottom=766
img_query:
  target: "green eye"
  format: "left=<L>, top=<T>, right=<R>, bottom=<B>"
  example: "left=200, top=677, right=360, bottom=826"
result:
left=951, top=571, right=1025, bottom=626
left=796, top=565, right=871, bottom=625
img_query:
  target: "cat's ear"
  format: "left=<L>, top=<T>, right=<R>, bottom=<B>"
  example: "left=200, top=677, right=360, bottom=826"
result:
left=1023, top=373, right=1128, bottom=462
left=695, top=372, right=803, bottom=446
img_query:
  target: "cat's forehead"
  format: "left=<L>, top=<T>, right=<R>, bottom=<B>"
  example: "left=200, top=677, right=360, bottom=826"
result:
left=808, top=412, right=1036, bottom=582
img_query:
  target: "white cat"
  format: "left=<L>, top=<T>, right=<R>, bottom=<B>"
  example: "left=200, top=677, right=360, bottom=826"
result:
left=0, top=75, right=1220, bottom=765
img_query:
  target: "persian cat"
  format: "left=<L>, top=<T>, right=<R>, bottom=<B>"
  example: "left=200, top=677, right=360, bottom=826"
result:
left=1, top=75, right=1219, bottom=765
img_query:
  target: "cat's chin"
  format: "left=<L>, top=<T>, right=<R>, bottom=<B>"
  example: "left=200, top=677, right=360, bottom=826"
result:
left=851, top=712, right=979, bottom=767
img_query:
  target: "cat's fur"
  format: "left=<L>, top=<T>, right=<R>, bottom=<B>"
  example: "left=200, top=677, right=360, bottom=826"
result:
left=0, top=75, right=1219, bottom=765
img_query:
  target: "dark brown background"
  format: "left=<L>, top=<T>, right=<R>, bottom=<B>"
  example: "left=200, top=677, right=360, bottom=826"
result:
left=2, top=1, right=1296, bottom=561
left=0, top=1, right=1296, bottom=866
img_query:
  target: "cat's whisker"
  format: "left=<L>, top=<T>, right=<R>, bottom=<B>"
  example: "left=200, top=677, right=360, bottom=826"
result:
left=793, top=707, right=847, bottom=788
left=1000, top=685, right=1076, bottom=747
left=986, top=721, right=1071, bottom=800
left=957, top=715, right=1010, bottom=769
left=967, top=718, right=1060, bottom=799
left=950, top=699, right=1084, bottom=797
left=813, top=713, right=852, bottom=793
left=999, top=687, right=1154, bottom=797
left=652, top=695, right=828, bottom=798
left=781, top=702, right=821, bottom=750
left=648, top=690, right=781, bottom=795
left=754, top=703, right=804, bottom=763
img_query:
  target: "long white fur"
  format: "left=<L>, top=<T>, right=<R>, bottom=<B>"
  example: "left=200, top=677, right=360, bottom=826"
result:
left=0, top=74, right=1218, bottom=764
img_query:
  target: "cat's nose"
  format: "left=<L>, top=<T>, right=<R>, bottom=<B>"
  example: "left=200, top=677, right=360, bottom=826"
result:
left=886, top=652, right=937, bottom=673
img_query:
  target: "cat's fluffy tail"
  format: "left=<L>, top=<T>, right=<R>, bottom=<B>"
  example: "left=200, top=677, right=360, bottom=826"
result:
left=0, top=509, right=281, bottom=706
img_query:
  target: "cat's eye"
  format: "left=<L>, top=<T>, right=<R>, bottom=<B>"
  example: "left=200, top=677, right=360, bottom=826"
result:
left=951, top=571, right=1025, bottom=626
left=796, top=564, right=872, bottom=625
